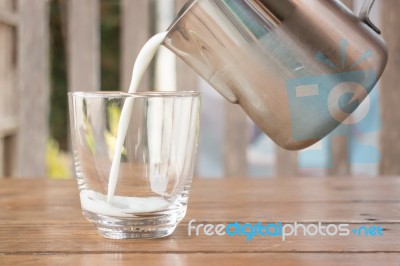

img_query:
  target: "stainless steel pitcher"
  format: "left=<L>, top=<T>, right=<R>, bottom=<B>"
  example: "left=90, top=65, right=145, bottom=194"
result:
left=163, top=0, right=388, bottom=150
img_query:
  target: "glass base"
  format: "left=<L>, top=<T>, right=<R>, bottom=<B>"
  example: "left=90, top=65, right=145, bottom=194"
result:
left=83, top=208, right=186, bottom=239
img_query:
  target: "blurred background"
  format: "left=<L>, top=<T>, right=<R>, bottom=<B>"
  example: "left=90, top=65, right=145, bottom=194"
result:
left=0, top=0, right=399, bottom=179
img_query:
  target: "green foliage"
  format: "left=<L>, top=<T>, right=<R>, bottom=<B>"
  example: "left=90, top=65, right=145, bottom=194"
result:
left=49, top=0, right=68, bottom=150
left=48, top=0, right=121, bottom=149
left=100, top=0, right=121, bottom=91
left=47, top=0, right=122, bottom=177
left=104, top=105, right=126, bottom=159
left=84, top=117, right=96, bottom=154
left=47, top=139, right=71, bottom=180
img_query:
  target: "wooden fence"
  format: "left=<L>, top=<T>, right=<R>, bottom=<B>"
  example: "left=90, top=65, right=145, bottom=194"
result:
left=0, top=0, right=399, bottom=178
left=0, top=0, right=49, bottom=177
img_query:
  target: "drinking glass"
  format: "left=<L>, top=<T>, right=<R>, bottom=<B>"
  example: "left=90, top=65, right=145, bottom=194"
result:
left=68, top=91, right=201, bottom=239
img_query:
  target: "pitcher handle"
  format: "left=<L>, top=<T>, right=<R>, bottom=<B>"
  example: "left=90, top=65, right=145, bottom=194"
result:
left=359, top=0, right=381, bottom=34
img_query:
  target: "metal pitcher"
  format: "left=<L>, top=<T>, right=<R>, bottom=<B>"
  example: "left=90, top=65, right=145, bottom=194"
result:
left=163, top=0, right=388, bottom=150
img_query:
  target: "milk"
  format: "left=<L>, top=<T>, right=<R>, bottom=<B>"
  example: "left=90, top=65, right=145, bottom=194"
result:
left=82, top=32, right=170, bottom=217
left=81, top=190, right=170, bottom=218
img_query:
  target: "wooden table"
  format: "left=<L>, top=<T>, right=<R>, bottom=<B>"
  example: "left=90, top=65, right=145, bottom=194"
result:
left=1, top=178, right=400, bottom=265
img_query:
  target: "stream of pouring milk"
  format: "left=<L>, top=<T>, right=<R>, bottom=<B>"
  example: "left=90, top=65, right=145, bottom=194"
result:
left=81, top=32, right=169, bottom=217
left=107, top=32, right=168, bottom=202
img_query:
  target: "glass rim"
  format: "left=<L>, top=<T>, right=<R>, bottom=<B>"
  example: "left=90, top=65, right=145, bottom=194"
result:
left=68, top=91, right=201, bottom=99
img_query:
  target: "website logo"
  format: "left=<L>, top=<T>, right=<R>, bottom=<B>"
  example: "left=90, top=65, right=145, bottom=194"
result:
left=188, top=219, right=384, bottom=241
left=286, top=39, right=377, bottom=143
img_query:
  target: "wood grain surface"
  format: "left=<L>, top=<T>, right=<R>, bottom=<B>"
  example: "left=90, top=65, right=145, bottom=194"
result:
left=1, top=178, right=400, bottom=265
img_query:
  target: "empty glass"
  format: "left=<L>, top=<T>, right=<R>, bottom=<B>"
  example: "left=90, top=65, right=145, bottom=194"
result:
left=68, top=91, right=201, bottom=239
